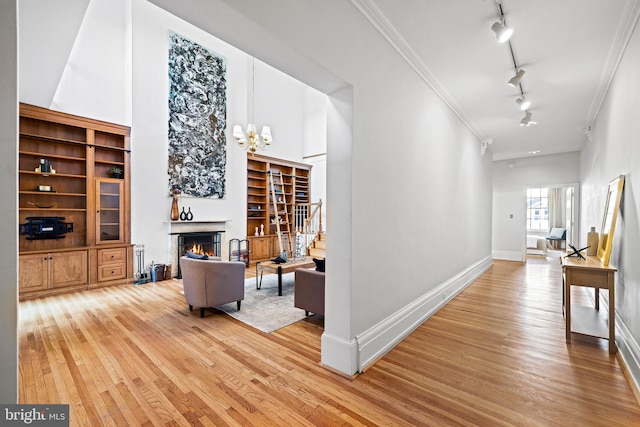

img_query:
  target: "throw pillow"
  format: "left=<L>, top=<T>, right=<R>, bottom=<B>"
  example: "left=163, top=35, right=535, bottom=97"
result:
left=313, top=257, right=325, bottom=272
left=186, top=250, right=208, bottom=260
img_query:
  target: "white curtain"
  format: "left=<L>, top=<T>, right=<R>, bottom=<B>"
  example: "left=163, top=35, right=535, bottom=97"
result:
left=549, top=188, right=563, bottom=230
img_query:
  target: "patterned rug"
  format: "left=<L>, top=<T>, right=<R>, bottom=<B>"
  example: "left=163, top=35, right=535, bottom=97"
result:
left=216, top=272, right=307, bottom=333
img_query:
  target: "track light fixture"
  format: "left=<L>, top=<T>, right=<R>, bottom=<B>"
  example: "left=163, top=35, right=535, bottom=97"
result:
left=520, top=110, right=536, bottom=127
left=508, top=69, right=525, bottom=87
left=491, top=21, right=513, bottom=43
left=515, top=97, right=530, bottom=111
left=481, top=138, right=493, bottom=156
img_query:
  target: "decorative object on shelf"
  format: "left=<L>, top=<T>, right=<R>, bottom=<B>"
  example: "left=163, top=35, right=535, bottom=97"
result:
left=255, top=226, right=259, bottom=236
left=180, top=207, right=187, bottom=221
left=170, top=189, right=180, bottom=221
left=587, top=226, right=599, bottom=256
left=564, top=244, right=588, bottom=260
left=36, top=185, right=53, bottom=192
left=233, top=58, right=272, bottom=154
left=35, top=159, right=56, bottom=176
left=168, top=33, right=227, bottom=199
left=186, top=207, right=193, bottom=221
left=35, top=158, right=56, bottom=175
left=170, top=198, right=179, bottom=221
left=260, top=224, right=264, bottom=236
left=27, top=201, right=53, bottom=209
left=109, top=167, right=124, bottom=179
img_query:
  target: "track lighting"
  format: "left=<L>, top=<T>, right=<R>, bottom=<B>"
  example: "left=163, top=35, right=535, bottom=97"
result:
left=516, top=97, right=530, bottom=111
left=508, top=69, right=525, bottom=87
left=491, top=21, right=513, bottom=43
left=481, top=138, right=493, bottom=156
left=520, top=110, right=536, bottom=127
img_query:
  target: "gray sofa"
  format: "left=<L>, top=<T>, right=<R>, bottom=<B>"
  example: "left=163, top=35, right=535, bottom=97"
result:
left=180, top=256, right=245, bottom=318
left=294, top=268, right=325, bottom=316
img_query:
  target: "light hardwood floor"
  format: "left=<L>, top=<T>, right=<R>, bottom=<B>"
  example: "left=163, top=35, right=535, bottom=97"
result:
left=19, top=258, right=640, bottom=426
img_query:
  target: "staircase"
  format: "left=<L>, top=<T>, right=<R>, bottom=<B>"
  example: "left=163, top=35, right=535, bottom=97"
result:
left=308, top=233, right=326, bottom=259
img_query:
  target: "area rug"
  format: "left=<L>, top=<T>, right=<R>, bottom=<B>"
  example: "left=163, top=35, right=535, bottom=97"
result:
left=216, top=272, right=307, bottom=333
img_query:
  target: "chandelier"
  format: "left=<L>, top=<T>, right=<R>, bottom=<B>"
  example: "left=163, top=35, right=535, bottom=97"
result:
left=233, top=124, right=271, bottom=153
left=233, top=57, right=272, bottom=153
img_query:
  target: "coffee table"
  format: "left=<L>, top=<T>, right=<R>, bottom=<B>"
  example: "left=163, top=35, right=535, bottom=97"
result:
left=256, top=259, right=315, bottom=296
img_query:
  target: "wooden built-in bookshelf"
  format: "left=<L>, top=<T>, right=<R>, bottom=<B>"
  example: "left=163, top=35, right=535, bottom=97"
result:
left=246, top=154, right=311, bottom=263
left=18, top=103, right=132, bottom=298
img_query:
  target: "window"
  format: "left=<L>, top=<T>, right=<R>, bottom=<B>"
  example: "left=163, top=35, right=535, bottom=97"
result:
left=527, top=187, right=549, bottom=230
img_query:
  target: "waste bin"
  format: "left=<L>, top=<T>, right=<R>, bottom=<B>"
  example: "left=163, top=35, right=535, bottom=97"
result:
left=151, top=264, right=165, bottom=282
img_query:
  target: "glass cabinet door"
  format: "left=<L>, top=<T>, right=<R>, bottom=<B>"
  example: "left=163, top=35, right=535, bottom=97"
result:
left=96, top=178, right=123, bottom=244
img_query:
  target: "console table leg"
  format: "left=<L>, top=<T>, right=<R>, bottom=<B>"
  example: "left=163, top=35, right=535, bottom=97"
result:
left=278, top=266, right=283, bottom=296
left=565, top=270, right=572, bottom=344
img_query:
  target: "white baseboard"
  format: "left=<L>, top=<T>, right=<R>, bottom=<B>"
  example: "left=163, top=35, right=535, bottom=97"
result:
left=615, top=313, right=640, bottom=395
left=320, top=332, right=358, bottom=375
left=355, top=256, right=493, bottom=372
left=589, top=293, right=640, bottom=397
left=492, top=250, right=525, bottom=262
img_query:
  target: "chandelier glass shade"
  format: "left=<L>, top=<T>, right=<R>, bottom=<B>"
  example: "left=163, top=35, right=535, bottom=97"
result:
left=233, top=124, right=272, bottom=153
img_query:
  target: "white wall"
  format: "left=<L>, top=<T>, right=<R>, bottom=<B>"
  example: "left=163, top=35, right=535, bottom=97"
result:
left=492, top=152, right=580, bottom=260
left=0, top=0, right=18, bottom=403
left=18, top=0, right=90, bottom=109
left=148, top=0, right=494, bottom=374
left=303, top=88, right=328, bottom=230
left=580, top=18, right=640, bottom=385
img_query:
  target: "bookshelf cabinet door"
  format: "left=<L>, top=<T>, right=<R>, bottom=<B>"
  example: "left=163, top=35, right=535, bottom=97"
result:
left=96, top=178, right=124, bottom=244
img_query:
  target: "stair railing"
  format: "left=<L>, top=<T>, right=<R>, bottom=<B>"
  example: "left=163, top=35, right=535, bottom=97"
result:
left=293, top=199, right=322, bottom=256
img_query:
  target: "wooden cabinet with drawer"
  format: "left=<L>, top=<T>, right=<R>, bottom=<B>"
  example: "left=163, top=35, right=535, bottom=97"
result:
left=97, top=247, right=127, bottom=282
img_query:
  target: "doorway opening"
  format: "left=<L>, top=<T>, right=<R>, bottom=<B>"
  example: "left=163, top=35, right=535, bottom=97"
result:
left=525, top=183, right=579, bottom=262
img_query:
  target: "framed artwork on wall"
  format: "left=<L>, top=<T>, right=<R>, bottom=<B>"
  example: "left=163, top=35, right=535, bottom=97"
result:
left=597, top=175, right=625, bottom=266
left=167, top=33, right=227, bottom=199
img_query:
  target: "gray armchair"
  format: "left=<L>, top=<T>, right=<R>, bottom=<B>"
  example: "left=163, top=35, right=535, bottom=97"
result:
left=180, top=256, right=245, bottom=318
left=294, top=268, right=325, bottom=316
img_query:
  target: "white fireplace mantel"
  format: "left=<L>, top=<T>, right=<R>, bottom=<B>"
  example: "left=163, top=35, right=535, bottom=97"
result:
left=168, top=220, right=230, bottom=234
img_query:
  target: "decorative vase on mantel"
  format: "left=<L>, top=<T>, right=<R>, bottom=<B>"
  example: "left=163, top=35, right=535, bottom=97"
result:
left=170, top=197, right=179, bottom=221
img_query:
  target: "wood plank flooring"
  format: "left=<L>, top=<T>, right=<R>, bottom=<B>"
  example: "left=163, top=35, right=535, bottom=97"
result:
left=19, top=258, right=640, bottom=426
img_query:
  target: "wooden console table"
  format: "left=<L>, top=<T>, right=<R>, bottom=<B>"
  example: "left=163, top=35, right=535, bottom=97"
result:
left=561, top=255, right=617, bottom=353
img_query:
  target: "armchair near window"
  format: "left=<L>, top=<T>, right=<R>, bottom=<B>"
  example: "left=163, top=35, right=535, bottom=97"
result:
left=180, top=256, right=245, bottom=318
left=546, top=228, right=566, bottom=249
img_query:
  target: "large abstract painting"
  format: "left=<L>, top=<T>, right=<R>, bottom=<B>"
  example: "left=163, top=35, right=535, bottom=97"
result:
left=168, top=33, right=227, bottom=199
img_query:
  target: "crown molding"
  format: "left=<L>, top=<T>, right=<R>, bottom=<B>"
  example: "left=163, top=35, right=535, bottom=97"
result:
left=587, top=0, right=640, bottom=122
left=350, top=0, right=485, bottom=141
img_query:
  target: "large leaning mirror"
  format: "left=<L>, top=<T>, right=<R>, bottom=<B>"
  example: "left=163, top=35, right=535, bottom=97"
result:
left=597, top=175, right=625, bottom=265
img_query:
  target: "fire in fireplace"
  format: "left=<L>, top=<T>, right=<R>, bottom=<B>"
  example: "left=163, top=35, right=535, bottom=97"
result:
left=176, top=231, right=222, bottom=278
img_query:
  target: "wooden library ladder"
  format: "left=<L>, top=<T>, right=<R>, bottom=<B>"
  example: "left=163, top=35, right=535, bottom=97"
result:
left=269, top=170, right=293, bottom=258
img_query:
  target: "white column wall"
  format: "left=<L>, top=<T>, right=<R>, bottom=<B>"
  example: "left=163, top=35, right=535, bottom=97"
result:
left=0, top=0, right=18, bottom=403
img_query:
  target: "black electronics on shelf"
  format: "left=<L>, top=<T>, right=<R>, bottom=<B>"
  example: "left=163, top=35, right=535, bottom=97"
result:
left=20, top=216, right=73, bottom=240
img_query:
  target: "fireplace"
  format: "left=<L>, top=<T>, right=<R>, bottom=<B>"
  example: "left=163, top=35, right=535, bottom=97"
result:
left=176, top=231, right=222, bottom=278
left=168, top=220, right=228, bottom=279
